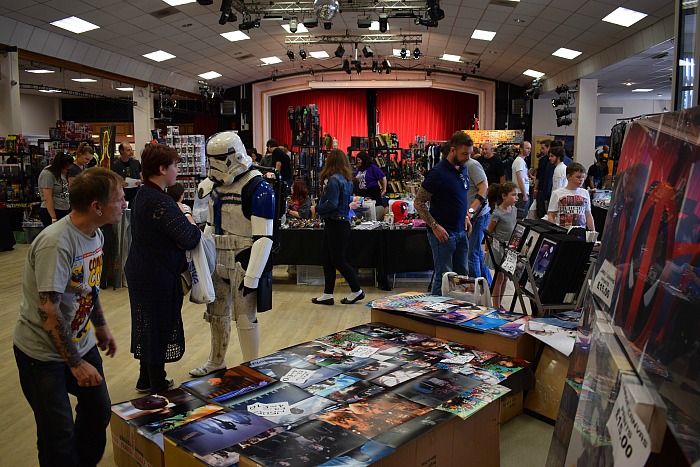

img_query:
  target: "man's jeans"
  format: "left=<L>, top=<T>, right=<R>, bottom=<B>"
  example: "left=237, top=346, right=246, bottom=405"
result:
left=468, top=212, right=493, bottom=286
left=427, top=229, right=469, bottom=295
left=15, top=345, right=111, bottom=467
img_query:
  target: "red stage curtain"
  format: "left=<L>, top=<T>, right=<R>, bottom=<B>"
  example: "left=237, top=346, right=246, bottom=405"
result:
left=270, top=89, right=367, bottom=151
left=375, top=88, right=478, bottom=147
left=194, top=114, right=219, bottom=138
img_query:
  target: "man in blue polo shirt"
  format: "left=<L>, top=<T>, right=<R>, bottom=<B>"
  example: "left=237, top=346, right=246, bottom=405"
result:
left=415, top=131, right=473, bottom=295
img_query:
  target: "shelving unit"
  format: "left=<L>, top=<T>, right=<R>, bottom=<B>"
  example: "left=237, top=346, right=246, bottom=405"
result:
left=166, top=133, right=206, bottom=201
left=289, top=104, right=322, bottom=197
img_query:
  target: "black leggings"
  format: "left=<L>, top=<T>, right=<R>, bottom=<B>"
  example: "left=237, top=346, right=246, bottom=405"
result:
left=39, top=207, right=70, bottom=227
left=321, top=219, right=360, bottom=294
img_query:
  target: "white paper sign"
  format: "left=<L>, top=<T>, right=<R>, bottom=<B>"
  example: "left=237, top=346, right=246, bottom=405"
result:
left=592, top=259, right=617, bottom=307
left=280, top=368, right=315, bottom=385
left=440, top=355, right=475, bottom=365
left=247, top=402, right=291, bottom=417
left=125, top=177, right=140, bottom=188
left=501, top=249, right=518, bottom=275
left=605, top=381, right=651, bottom=467
left=347, top=345, right=378, bottom=358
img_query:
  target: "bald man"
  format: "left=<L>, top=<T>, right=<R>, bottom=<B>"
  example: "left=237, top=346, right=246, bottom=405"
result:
left=476, top=142, right=505, bottom=186
left=111, top=142, right=142, bottom=203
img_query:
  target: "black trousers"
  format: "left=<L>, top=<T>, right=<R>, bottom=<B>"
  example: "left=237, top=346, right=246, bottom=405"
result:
left=39, top=208, right=70, bottom=227
left=321, top=219, right=361, bottom=294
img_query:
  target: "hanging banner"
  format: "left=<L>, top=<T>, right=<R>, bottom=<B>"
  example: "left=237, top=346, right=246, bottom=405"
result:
left=99, top=126, right=116, bottom=168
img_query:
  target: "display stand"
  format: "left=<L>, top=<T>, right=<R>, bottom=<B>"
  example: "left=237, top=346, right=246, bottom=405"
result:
left=289, top=104, right=322, bottom=197
left=166, top=133, right=206, bottom=201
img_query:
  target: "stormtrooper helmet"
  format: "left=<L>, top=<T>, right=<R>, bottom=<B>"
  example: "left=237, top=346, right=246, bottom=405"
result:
left=206, top=131, right=252, bottom=185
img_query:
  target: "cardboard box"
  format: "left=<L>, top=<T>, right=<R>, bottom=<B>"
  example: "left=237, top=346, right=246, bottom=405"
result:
left=499, top=390, right=523, bottom=424
left=523, top=344, right=569, bottom=422
left=163, top=402, right=500, bottom=467
left=111, top=413, right=164, bottom=467
left=370, top=309, right=437, bottom=337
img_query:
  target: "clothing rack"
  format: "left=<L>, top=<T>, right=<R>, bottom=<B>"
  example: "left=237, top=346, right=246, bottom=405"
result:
left=615, top=112, right=665, bottom=123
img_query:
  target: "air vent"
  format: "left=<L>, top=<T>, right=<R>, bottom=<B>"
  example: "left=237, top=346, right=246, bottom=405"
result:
left=150, top=7, right=180, bottom=19
left=600, top=106, right=623, bottom=114
left=511, top=99, right=527, bottom=115
left=463, top=51, right=481, bottom=56
left=489, top=0, right=517, bottom=7
left=220, top=100, right=236, bottom=116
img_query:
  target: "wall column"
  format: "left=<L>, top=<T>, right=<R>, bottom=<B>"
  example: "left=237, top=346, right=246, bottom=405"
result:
left=574, top=78, right=598, bottom=169
left=0, top=47, right=22, bottom=136
left=132, top=85, right=154, bottom=157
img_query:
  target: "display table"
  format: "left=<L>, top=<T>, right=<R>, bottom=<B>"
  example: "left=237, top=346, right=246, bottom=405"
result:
left=274, top=227, right=434, bottom=275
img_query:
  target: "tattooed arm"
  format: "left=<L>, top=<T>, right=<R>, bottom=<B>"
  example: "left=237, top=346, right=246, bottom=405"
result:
left=91, top=297, right=117, bottom=357
left=415, top=187, right=449, bottom=244
left=39, top=292, right=103, bottom=386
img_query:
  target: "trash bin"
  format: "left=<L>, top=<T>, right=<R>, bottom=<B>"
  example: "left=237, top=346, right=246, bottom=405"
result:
left=22, top=221, right=44, bottom=244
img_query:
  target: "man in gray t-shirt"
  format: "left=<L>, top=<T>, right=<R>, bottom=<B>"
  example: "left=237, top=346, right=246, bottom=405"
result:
left=466, top=157, right=492, bottom=285
left=13, top=168, right=125, bottom=466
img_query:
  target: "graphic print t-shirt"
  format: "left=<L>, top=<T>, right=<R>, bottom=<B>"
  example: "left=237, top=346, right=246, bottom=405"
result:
left=548, top=187, right=591, bottom=228
left=13, top=216, right=103, bottom=361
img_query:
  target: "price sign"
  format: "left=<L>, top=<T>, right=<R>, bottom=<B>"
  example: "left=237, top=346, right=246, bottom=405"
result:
left=247, top=402, right=291, bottom=417
left=592, top=260, right=617, bottom=307
left=501, top=250, right=518, bottom=275
left=280, top=368, right=315, bottom=385
left=605, top=380, right=651, bottom=467
left=348, top=345, right=378, bottom=358
left=440, top=355, right=475, bottom=365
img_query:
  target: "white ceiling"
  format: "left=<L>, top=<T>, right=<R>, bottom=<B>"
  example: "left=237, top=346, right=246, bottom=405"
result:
left=0, top=0, right=676, bottom=100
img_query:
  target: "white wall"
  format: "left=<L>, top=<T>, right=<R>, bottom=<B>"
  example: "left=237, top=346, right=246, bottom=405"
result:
left=531, top=97, right=671, bottom=169
left=20, top=93, right=62, bottom=141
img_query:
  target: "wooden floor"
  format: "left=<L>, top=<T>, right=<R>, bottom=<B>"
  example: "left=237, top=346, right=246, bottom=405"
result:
left=0, top=243, right=428, bottom=466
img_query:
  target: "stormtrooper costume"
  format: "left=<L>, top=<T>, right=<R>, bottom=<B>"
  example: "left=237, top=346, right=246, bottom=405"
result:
left=190, top=131, right=275, bottom=377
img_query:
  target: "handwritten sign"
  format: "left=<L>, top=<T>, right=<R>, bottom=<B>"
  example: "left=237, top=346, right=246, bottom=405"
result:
left=348, top=345, right=378, bottom=358
left=247, top=402, right=291, bottom=417
left=501, top=250, right=518, bottom=275
left=280, top=368, right=315, bottom=385
left=441, top=355, right=475, bottom=365
left=605, top=380, right=651, bottom=467
left=592, top=260, right=617, bottom=307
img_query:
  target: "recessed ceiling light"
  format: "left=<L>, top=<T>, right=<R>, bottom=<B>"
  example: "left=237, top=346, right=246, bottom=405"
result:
left=116, top=87, right=134, bottom=92
left=523, top=69, right=544, bottom=78
left=514, top=19, right=526, bottom=23
left=624, top=82, right=633, bottom=86
left=471, top=29, right=496, bottom=41
left=602, top=7, right=647, bottom=27
left=163, top=0, right=196, bottom=5
left=126, top=134, right=134, bottom=138
left=221, top=31, right=250, bottom=42
left=440, top=53, right=462, bottom=62
left=198, top=71, right=222, bottom=80
left=488, top=50, right=498, bottom=54
left=632, top=88, right=653, bottom=92
left=39, top=89, right=61, bottom=93
left=282, top=23, right=308, bottom=34
left=309, top=51, right=329, bottom=59
left=552, top=48, right=582, bottom=60
left=50, top=16, right=100, bottom=34
left=25, top=69, right=55, bottom=74
left=72, top=78, right=97, bottom=83
left=261, top=56, right=282, bottom=65
left=143, top=50, right=176, bottom=62
left=369, top=21, right=389, bottom=31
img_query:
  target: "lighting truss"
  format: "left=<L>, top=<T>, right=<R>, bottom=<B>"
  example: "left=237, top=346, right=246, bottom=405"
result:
left=19, top=83, right=137, bottom=105
left=230, top=0, right=428, bottom=17
left=286, top=33, right=422, bottom=45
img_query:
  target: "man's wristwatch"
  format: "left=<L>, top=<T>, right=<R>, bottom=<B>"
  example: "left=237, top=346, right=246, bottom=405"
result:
left=467, top=208, right=476, bottom=218
left=430, top=220, right=438, bottom=229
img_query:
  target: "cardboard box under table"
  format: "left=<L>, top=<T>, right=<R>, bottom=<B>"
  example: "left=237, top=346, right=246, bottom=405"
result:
left=111, top=412, right=164, bottom=467
left=371, top=308, right=536, bottom=424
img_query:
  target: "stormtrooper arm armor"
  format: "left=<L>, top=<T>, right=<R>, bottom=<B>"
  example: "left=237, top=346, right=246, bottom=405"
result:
left=243, top=180, right=276, bottom=289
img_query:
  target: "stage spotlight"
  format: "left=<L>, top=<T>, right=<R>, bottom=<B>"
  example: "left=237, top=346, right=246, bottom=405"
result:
left=289, top=16, right=298, bottom=33
left=476, top=60, right=481, bottom=68
left=239, top=18, right=260, bottom=31
left=400, top=47, right=407, bottom=59
left=552, top=96, right=568, bottom=107
left=371, top=60, right=378, bottom=72
left=555, top=84, right=569, bottom=94
left=271, top=73, right=277, bottom=82
left=460, top=73, right=467, bottom=81
left=413, top=47, right=421, bottom=58
left=357, top=15, right=372, bottom=28
left=378, top=13, right=388, bottom=33
left=227, top=10, right=236, bottom=22
left=556, top=116, right=572, bottom=127
left=362, top=45, right=374, bottom=58
left=427, top=0, right=445, bottom=21
left=286, top=48, right=295, bottom=61
left=303, top=18, right=319, bottom=28
left=426, top=68, right=432, bottom=76
left=323, top=21, right=332, bottom=30
left=382, top=58, right=391, bottom=74
left=555, top=107, right=572, bottom=118
left=355, top=61, right=362, bottom=74
left=334, top=44, right=345, bottom=58
left=414, top=17, right=439, bottom=28
left=219, top=11, right=228, bottom=24
left=299, top=48, right=307, bottom=60
left=342, top=59, right=351, bottom=74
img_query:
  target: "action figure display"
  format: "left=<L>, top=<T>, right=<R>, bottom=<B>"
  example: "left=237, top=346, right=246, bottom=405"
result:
left=190, top=131, right=276, bottom=377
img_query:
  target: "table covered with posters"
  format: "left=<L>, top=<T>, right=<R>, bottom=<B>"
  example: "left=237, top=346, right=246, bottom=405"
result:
left=109, top=322, right=535, bottom=467
left=274, top=227, right=434, bottom=275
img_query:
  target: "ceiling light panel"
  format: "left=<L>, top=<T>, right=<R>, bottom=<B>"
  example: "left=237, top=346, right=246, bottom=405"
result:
left=143, top=50, right=176, bottom=62
left=309, top=51, right=329, bottom=59
left=282, top=24, right=308, bottom=34
left=198, top=71, right=222, bottom=80
left=39, top=89, right=62, bottom=93
left=261, top=56, right=282, bottom=65
left=523, top=69, right=544, bottom=78
left=221, top=31, right=250, bottom=42
left=369, top=21, right=389, bottom=31
left=441, top=53, right=462, bottom=62
left=471, top=29, right=497, bottom=41
left=116, top=87, right=134, bottom=91
left=163, top=0, right=196, bottom=5
left=602, top=7, right=648, bottom=28
left=552, top=47, right=582, bottom=60
left=50, top=16, right=100, bottom=34
left=25, top=69, right=55, bottom=74
left=72, top=78, right=97, bottom=82
left=631, top=88, right=653, bottom=92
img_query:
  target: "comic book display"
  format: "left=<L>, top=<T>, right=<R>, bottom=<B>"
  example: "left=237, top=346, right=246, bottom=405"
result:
left=111, top=323, right=522, bottom=466
left=549, top=107, right=700, bottom=465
